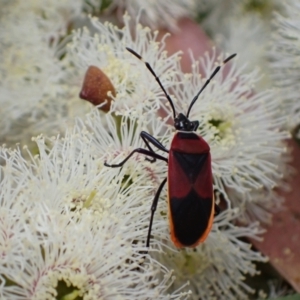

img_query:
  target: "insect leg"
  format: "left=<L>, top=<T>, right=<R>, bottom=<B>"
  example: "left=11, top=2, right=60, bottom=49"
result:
left=146, top=177, right=167, bottom=248
left=141, top=131, right=169, bottom=153
left=141, top=131, right=169, bottom=163
left=104, top=148, right=167, bottom=168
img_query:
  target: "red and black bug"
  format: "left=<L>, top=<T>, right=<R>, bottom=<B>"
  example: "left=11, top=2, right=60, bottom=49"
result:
left=105, top=48, right=236, bottom=248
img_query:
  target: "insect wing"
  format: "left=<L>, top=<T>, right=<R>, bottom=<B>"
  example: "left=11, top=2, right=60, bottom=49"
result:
left=168, top=132, right=214, bottom=247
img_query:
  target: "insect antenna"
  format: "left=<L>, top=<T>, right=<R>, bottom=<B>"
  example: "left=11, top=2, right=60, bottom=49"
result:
left=186, top=53, right=237, bottom=118
left=126, top=47, right=177, bottom=119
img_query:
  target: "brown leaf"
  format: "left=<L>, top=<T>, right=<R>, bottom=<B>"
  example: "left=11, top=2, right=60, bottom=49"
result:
left=252, top=139, right=300, bottom=292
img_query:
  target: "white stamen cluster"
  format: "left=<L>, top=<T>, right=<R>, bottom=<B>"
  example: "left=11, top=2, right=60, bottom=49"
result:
left=0, top=1, right=91, bottom=148
left=153, top=209, right=266, bottom=300
left=0, top=132, right=189, bottom=299
left=89, top=0, right=196, bottom=30
left=270, top=0, right=300, bottom=132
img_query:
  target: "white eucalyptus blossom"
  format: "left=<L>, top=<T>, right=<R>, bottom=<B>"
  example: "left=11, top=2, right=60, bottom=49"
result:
left=64, top=14, right=181, bottom=115
left=153, top=209, right=266, bottom=300
left=0, top=134, right=189, bottom=299
left=203, top=0, right=284, bottom=90
left=0, top=209, right=186, bottom=300
left=215, top=14, right=271, bottom=90
left=270, top=0, right=300, bottom=132
left=90, top=0, right=196, bottom=30
left=11, top=0, right=85, bottom=41
left=168, top=50, right=289, bottom=221
left=1, top=123, right=164, bottom=238
left=203, top=0, right=283, bottom=33
left=0, top=2, right=92, bottom=149
left=0, top=158, right=34, bottom=273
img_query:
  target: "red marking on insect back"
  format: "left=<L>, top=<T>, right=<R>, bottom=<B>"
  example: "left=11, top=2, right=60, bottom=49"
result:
left=168, top=132, right=212, bottom=198
left=171, top=132, right=210, bottom=153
